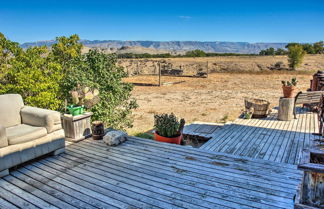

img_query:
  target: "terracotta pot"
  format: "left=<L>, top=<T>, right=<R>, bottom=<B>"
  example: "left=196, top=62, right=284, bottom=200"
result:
left=282, top=86, right=296, bottom=98
left=154, top=131, right=182, bottom=144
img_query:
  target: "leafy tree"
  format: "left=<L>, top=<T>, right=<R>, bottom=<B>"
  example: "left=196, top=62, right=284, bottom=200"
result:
left=285, top=42, right=323, bottom=54
left=0, top=33, right=138, bottom=129
left=285, top=43, right=300, bottom=49
left=267, top=47, right=275, bottom=55
left=259, top=47, right=276, bottom=55
left=302, top=43, right=315, bottom=54
left=118, top=52, right=256, bottom=58
left=117, top=52, right=173, bottom=59
left=185, top=49, right=206, bottom=57
left=313, top=41, right=324, bottom=54
left=50, top=34, right=82, bottom=72
left=0, top=33, right=21, bottom=64
left=275, top=48, right=287, bottom=55
left=48, top=34, right=85, bottom=106
left=261, top=41, right=324, bottom=56
left=63, top=49, right=138, bottom=129
left=0, top=46, right=63, bottom=110
left=259, top=49, right=266, bottom=55
left=287, top=45, right=306, bottom=70
left=0, top=33, right=22, bottom=82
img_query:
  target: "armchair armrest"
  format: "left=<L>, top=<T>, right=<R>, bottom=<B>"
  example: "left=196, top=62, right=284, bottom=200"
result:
left=0, top=125, right=8, bottom=148
left=21, top=106, right=62, bottom=133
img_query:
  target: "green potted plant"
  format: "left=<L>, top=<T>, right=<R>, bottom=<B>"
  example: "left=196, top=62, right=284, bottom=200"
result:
left=154, top=113, right=185, bottom=144
left=282, top=77, right=298, bottom=98
left=243, top=108, right=254, bottom=119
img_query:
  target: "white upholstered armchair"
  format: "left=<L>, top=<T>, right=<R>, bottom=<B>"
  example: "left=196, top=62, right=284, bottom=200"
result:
left=0, top=94, right=65, bottom=177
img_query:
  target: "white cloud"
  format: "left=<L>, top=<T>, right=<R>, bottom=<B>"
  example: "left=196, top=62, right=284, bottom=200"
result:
left=179, top=16, right=192, bottom=19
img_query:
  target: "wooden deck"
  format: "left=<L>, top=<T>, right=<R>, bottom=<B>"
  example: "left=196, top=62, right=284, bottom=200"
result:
left=0, top=137, right=302, bottom=209
left=184, top=108, right=319, bottom=165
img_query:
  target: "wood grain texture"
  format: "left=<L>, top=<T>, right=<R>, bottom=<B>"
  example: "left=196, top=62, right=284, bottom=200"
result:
left=0, top=137, right=302, bottom=209
left=199, top=108, right=319, bottom=165
left=278, top=97, right=294, bottom=121
left=61, top=112, right=93, bottom=142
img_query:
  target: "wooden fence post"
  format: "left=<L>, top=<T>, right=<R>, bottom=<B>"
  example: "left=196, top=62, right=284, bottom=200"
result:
left=158, top=62, right=161, bottom=87
left=206, top=61, right=209, bottom=78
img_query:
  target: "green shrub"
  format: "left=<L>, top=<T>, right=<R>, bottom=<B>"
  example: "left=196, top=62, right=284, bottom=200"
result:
left=288, top=45, right=306, bottom=70
left=0, top=33, right=81, bottom=110
left=0, top=45, right=63, bottom=110
left=63, top=49, right=138, bottom=129
left=0, top=33, right=138, bottom=130
left=50, top=34, right=83, bottom=71
left=185, top=49, right=206, bottom=57
left=285, top=41, right=324, bottom=54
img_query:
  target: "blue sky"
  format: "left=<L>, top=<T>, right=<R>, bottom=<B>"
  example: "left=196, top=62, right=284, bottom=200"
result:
left=1, top=0, right=324, bottom=43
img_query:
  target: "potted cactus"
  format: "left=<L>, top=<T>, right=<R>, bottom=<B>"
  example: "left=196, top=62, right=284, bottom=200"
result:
left=282, top=77, right=298, bottom=98
left=154, top=113, right=185, bottom=144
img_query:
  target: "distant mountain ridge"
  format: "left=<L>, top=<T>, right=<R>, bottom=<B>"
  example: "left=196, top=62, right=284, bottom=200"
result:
left=20, top=40, right=288, bottom=54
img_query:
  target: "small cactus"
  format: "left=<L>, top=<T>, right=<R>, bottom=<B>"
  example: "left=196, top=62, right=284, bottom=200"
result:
left=282, top=77, right=298, bottom=87
left=70, top=86, right=100, bottom=109
left=291, top=77, right=298, bottom=86
left=154, top=113, right=184, bottom=137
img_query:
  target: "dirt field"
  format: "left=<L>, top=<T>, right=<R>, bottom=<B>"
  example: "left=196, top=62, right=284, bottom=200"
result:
left=124, top=71, right=316, bottom=135
left=118, top=55, right=324, bottom=76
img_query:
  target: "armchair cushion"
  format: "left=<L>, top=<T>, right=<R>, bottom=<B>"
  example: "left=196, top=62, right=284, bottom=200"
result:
left=0, top=125, right=8, bottom=148
left=21, top=106, right=62, bottom=133
left=6, top=124, right=47, bottom=145
left=0, top=94, right=24, bottom=127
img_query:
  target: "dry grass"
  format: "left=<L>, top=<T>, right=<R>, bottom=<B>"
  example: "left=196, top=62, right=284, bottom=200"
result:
left=118, top=55, right=324, bottom=75
left=124, top=71, right=315, bottom=135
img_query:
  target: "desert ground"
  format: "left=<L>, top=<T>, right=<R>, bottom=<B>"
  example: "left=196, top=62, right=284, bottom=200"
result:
left=124, top=68, right=319, bottom=135
left=118, top=54, right=324, bottom=76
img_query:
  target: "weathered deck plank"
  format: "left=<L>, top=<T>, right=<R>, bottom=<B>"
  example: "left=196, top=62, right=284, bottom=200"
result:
left=0, top=137, right=301, bottom=209
left=2, top=175, right=72, bottom=209
left=4, top=178, right=59, bottom=209
left=64, top=148, right=293, bottom=208
left=0, top=197, right=18, bottom=209
left=10, top=168, right=108, bottom=209
left=235, top=113, right=278, bottom=157
left=199, top=108, right=318, bottom=165
left=78, top=141, right=299, bottom=190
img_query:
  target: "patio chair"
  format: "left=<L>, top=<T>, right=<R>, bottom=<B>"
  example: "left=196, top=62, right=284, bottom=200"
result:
left=0, top=94, right=65, bottom=177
